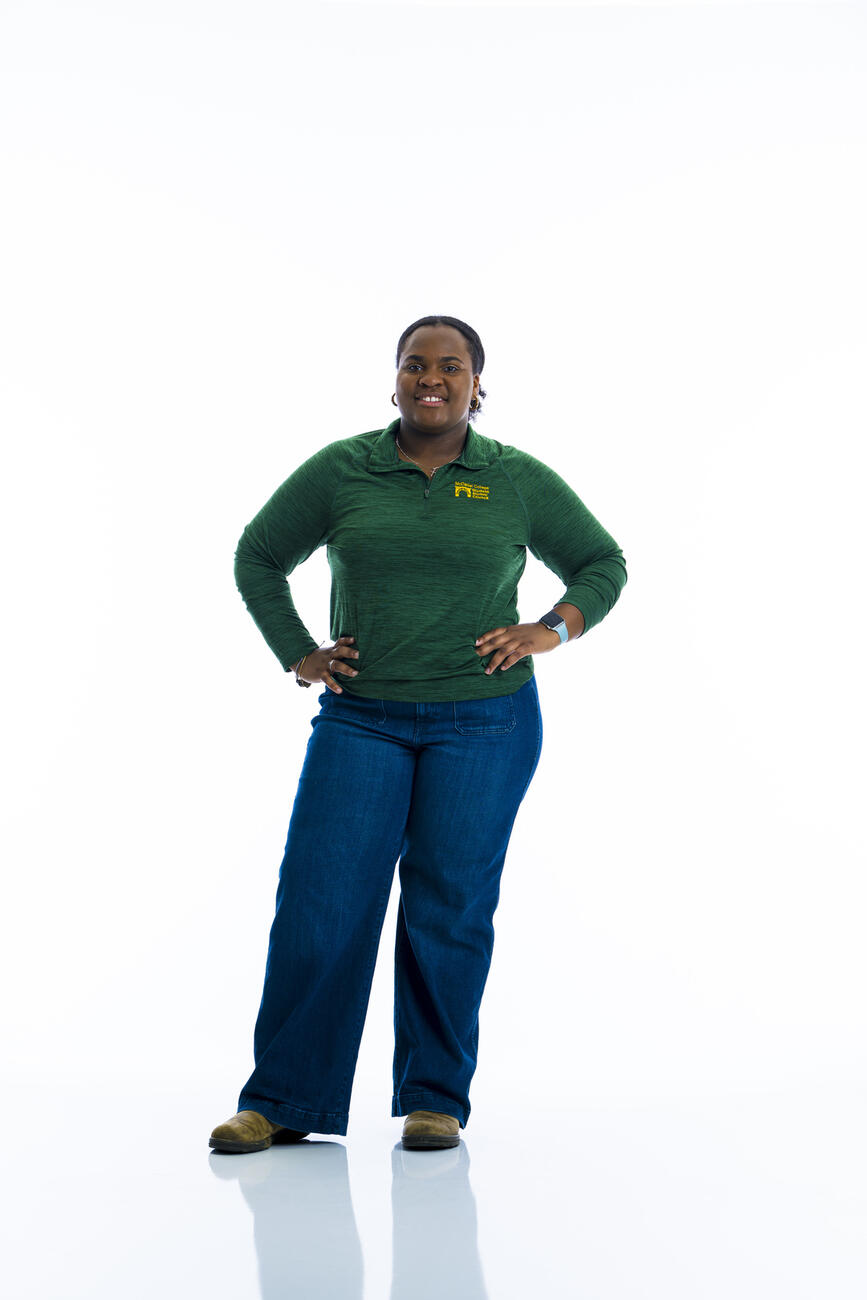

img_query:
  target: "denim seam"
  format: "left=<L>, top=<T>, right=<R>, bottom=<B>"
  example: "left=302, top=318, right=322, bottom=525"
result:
left=394, top=1091, right=468, bottom=1124
left=337, top=825, right=408, bottom=1109
left=397, top=1090, right=460, bottom=1101
left=516, top=695, right=543, bottom=806
left=393, top=903, right=406, bottom=1093
left=238, top=1095, right=348, bottom=1121
left=453, top=693, right=517, bottom=736
left=320, top=693, right=387, bottom=726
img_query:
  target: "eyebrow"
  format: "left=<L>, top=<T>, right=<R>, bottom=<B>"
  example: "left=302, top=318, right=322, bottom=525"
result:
left=404, top=353, right=465, bottom=363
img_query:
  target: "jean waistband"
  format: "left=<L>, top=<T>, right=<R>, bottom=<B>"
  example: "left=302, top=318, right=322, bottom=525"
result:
left=318, top=674, right=537, bottom=719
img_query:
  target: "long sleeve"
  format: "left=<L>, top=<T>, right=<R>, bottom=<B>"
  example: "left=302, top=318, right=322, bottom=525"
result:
left=506, top=452, right=627, bottom=634
left=232, top=421, right=626, bottom=699
left=233, top=444, right=339, bottom=671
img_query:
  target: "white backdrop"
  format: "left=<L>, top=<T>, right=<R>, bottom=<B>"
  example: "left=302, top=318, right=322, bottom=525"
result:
left=1, top=0, right=864, bottom=1125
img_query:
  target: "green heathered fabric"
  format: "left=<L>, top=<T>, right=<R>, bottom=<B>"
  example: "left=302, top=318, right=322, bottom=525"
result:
left=234, top=418, right=627, bottom=702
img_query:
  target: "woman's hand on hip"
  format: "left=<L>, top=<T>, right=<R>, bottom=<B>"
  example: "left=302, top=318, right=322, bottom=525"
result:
left=474, top=623, right=560, bottom=674
left=296, top=636, right=360, bottom=693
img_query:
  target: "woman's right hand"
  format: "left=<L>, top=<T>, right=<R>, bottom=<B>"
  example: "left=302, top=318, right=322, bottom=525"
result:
left=294, top=636, right=359, bottom=693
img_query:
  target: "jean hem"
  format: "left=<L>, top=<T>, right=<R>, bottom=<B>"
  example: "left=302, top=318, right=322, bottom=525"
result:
left=237, top=1093, right=349, bottom=1136
left=392, top=1091, right=469, bottom=1128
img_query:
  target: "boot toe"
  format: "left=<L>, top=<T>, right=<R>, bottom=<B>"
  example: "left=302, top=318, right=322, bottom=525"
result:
left=209, top=1109, right=307, bottom=1153
left=401, top=1110, right=462, bottom=1149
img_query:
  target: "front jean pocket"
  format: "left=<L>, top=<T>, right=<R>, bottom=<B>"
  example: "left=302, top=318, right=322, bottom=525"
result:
left=318, top=688, right=387, bottom=726
left=453, top=693, right=517, bottom=736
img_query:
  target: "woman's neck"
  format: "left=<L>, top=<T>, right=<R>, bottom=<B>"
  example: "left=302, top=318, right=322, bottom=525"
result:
left=396, top=421, right=467, bottom=466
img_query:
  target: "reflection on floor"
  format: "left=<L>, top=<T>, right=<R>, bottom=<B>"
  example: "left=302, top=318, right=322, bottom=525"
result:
left=4, top=1081, right=865, bottom=1298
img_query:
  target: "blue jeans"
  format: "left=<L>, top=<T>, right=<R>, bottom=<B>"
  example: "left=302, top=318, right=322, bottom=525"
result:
left=237, top=674, right=543, bottom=1134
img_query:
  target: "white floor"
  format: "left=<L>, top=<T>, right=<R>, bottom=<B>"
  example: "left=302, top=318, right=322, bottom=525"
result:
left=5, top=1078, right=865, bottom=1298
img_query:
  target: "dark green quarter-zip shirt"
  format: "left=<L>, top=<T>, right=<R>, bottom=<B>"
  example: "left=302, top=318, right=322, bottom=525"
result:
left=234, top=418, right=627, bottom=702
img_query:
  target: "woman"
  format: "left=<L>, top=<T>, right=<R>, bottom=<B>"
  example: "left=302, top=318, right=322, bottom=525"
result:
left=209, top=315, right=627, bottom=1154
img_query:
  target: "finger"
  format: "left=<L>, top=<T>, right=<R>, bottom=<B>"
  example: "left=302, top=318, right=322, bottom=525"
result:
left=325, top=673, right=343, bottom=693
left=326, top=660, right=340, bottom=681
left=486, top=638, right=519, bottom=659
left=486, top=646, right=526, bottom=673
left=504, top=643, right=533, bottom=667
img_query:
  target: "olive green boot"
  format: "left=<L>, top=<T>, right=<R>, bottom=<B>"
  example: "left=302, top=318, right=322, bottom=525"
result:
left=209, top=1109, right=309, bottom=1153
left=401, top=1110, right=462, bottom=1149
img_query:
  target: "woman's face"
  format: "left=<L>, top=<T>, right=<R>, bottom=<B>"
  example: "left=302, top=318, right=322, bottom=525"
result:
left=394, top=324, right=480, bottom=435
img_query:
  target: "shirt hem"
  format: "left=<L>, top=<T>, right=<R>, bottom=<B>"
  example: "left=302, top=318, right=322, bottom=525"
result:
left=337, top=664, right=535, bottom=703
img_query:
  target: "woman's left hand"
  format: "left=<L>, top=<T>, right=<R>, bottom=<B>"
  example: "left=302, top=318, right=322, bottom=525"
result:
left=474, top=622, right=561, bottom=674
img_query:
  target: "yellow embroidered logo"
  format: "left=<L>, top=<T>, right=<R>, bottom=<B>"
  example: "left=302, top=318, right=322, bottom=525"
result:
left=455, top=481, right=490, bottom=500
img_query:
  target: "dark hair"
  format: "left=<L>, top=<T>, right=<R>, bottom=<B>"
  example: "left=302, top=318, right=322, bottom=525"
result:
left=395, top=315, right=487, bottom=420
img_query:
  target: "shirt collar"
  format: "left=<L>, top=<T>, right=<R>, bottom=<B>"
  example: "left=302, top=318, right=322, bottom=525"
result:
left=368, top=417, right=494, bottom=472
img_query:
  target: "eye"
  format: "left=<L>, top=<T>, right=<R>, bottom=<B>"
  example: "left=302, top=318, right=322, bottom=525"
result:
left=443, top=365, right=459, bottom=372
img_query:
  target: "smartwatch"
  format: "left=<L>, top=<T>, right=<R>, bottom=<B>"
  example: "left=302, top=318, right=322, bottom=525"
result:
left=538, top=609, right=569, bottom=644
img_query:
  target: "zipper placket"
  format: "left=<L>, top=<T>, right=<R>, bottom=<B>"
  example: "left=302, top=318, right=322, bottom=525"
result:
left=397, top=452, right=456, bottom=498
left=423, top=465, right=440, bottom=499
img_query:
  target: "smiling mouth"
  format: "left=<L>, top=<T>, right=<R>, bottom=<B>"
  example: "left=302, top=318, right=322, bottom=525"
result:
left=417, top=396, right=446, bottom=405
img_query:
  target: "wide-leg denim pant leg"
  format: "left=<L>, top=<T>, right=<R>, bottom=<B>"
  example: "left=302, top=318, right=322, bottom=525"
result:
left=390, top=676, right=543, bottom=1128
left=236, top=674, right=543, bottom=1136
left=236, top=689, right=416, bottom=1137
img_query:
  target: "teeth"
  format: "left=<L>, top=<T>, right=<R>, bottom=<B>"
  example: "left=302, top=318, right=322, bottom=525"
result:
left=419, top=396, right=444, bottom=403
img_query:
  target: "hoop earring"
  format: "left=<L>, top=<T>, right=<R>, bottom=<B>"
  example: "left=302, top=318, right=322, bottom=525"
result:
left=391, top=393, right=398, bottom=407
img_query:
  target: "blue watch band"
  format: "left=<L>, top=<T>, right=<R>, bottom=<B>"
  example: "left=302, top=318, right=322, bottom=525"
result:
left=539, top=610, right=569, bottom=644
